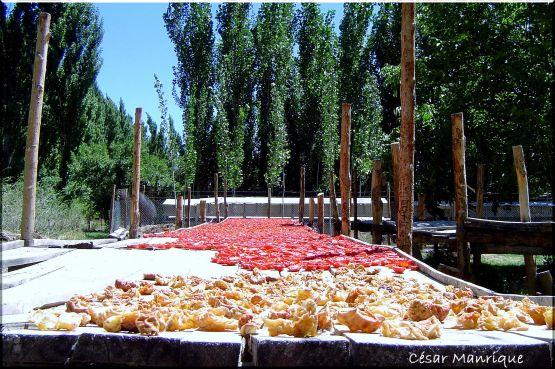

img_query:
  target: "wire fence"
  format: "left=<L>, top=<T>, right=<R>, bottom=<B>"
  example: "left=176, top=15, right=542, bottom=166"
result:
left=110, top=188, right=553, bottom=232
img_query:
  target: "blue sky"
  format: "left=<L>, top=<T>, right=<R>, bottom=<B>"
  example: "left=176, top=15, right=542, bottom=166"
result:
left=95, top=2, right=344, bottom=134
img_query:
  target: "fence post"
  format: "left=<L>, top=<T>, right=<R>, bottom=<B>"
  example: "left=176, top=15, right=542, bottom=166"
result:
left=224, top=177, right=228, bottom=219
left=299, top=166, right=305, bottom=223
left=476, top=164, right=485, bottom=218
left=317, top=193, right=324, bottom=234
left=417, top=193, right=426, bottom=220
left=243, top=202, right=246, bottom=218
left=308, top=198, right=315, bottom=227
left=109, top=184, right=116, bottom=233
left=199, top=199, right=206, bottom=223
left=176, top=195, right=183, bottom=229
left=329, top=174, right=340, bottom=236
left=397, top=2, right=416, bottom=254
left=186, top=186, right=191, bottom=227
left=267, top=187, right=272, bottom=218
left=214, top=173, right=220, bottom=223
left=390, top=142, right=400, bottom=221
left=130, top=108, right=142, bottom=239
left=20, top=13, right=51, bottom=247
left=452, top=112, right=469, bottom=275
left=352, top=168, right=358, bottom=238
left=512, top=145, right=536, bottom=295
left=371, top=160, right=383, bottom=244
left=340, top=103, right=351, bottom=236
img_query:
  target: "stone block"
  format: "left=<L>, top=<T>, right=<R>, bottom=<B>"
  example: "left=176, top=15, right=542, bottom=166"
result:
left=250, top=332, right=351, bottom=367
left=345, top=329, right=552, bottom=367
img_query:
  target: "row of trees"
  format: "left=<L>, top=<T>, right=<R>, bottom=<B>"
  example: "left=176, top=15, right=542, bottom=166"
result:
left=1, top=2, right=552, bottom=222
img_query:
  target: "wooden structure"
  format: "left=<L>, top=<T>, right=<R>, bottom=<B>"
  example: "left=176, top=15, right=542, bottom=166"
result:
left=340, top=103, right=351, bottom=236
left=329, top=174, right=340, bottom=236
left=299, top=166, right=305, bottom=223
left=371, top=160, right=383, bottom=244
left=214, top=173, right=220, bottom=223
left=130, top=108, right=142, bottom=239
left=186, top=187, right=191, bottom=228
left=199, top=200, right=206, bottom=223
left=308, top=198, right=315, bottom=226
left=317, top=193, right=324, bottom=234
left=176, top=195, right=183, bottom=229
left=21, top=13, right=51, bottom=247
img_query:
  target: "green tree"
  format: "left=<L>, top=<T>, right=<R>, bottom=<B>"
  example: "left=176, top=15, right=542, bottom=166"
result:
left=253, top=3, right=295, bottom=188
left=164, top=3, right=215, bottom=190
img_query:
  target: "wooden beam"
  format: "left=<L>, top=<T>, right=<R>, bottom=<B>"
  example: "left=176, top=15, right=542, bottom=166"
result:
left=130, top=108, right=142, bottom=239
left=476, top=164, right=485, bottom=218
left=176, top=195, right=183, bottom=229
left=267, top=187, right=272, bottom=218
left=299, top=166, right=305, bottom=223
left=186, top=186, right=191, bottom=228
left=214, top=173, right=220, bottom=223
left=371, top=160, right=383, bottom=244
left=223, top=177, right=228, bottom=219
left=451, top=112, right=469, bottom=274
left=340, top=103, right=352, bottom=236
left=513, top=145, right=536, bottom=295
left=390, top=142, right=400, bottom=222
left=398, top=3, right=416, bottom=254
left=199, top=200, right=206, bottom=223
left=417, top=193, right=426, bottom=221
left=20, top=13, right=51, bottom=247
left=317, top=193, right=324, bottom=234
left=352, top=168, right=358, bottom=239
left=308, top=197, right=315, bottom=226
left=109, top=184, right=116, bottom=233
left=329, top=174, right=340, bottom=236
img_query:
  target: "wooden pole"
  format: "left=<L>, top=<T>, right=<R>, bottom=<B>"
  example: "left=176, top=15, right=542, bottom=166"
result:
left=352, top=168, right=359, bottom=239
left=452, top=112, right=469, bottom=274
left=371, top=160, right=383, bottom=244
left=512, top=145, right=536, bottom=295
left=186, top=186, right=191, bottom=228
left=214, top=173, right=220, bottom=223
left=390, top=142, right=400, bottom=221
left=176, top=195, right=183, bottom=229
left=109, top=184, right=116, bottom=233
left=329, top=174, right=340, bottom=236
left=317, top=192, right=324, bottom=234
left=223, top=177, right=228, bottom=219
left=299, top=166, right=305, bottom=223
left=476, top=164, right=485, bottom=218
left=340, top=103, right=351, bottom=236
left=308, top=197, right=315, bottom=226
left=130, top=108, right=142, bottom=239
left=397, top=3, right=416, bottom=254
left=267, top=187, right=272, bottom=218
left=199, top=199, right=206, bottom=223
left=20, top=13, right=51, bottom=247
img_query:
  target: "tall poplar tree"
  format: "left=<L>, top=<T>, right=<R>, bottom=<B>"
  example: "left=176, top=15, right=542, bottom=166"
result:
left=253, top=3, right=295, bottom=189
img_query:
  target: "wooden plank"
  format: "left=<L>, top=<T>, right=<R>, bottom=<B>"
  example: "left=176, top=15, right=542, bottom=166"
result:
left=317, top=193, right=324, bottom=234
left=464, top=217, right=553, bottom=233
left=371, top=160, right=383, bottom=244
left=340, top=103, right=351, bottom=236
left=130, top=108, right=142, bottom=239
left=513, top=145, right=536, bottom=295
left=2, top=263, right=64, bottom=290
left=1, top=248, right=72, bottom=269
left=329, top=174, right=340, bottom=236
left=308, top=197, right=315, bottom=227
left=451, top=112, right=470, bottom=275
left=470, top=244, right=550, bottom=256
left=199, top=200, right=206, bottom=223
left=20, top=13, right=51, bottom=247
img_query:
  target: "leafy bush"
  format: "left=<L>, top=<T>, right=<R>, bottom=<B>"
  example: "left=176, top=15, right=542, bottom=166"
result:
left=1, top=177, right=87, bottom=238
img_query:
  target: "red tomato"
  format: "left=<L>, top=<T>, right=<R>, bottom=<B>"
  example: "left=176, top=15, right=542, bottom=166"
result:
left=393, top=266, right=406, bottom=274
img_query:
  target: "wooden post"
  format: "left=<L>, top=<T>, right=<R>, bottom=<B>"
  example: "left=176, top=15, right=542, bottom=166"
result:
left=329, top=174, right=340, bottom=236
left=176, top=195, right=183, bottom=228
left=223, top=177, right=228, bottom=219
left=512, top=145, right=536, bottom=295
left=340, top=103, right=351, bottom=236
left=317, top=193, right=324, bottom=234
left=299, top=166, right=305, bottom=223
left=397, top=3, right=416, bottom=254
left=452, top=112, right=469, bottom=274
left=186, top=186, right=191, bottom=228
left=308, top=198, right=315, bottom=226
left=476, top=164, right=485, bottom=218
left=130, top=108, right=142, bottom=239
left=352, top=168, right=358, bottom=239
left=390, top=142, right=400, bottom=221
left=214, top=173, right=220, bottom=223
left=267, top=187, right=272, bottom=218
left=371, top=160, right=383, bottom=244
left=417, top=194, right=426, bottom=220
left=20, top=13, right=51, bottom=247
left=199, top=199, right=206, bottom=223
left=109, top=184, right=116, bottom=233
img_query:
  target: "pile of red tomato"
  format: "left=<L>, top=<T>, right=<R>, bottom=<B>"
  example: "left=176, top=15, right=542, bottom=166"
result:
left=130, top=218, right=418, bottom=273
